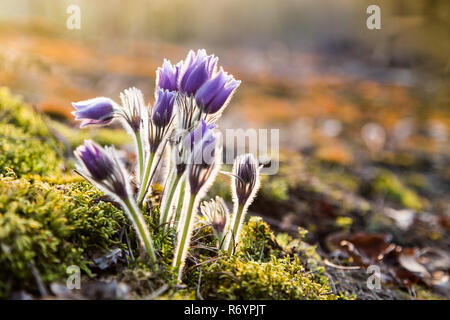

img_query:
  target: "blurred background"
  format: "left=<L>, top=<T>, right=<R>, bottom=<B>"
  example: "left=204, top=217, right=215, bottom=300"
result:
left=0, top=0, right=449, bottom=297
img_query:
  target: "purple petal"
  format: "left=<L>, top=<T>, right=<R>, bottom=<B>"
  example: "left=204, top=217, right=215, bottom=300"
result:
left=183, top=61, right=210, bottom=95
left=157, top=59, right=181, bottom=92
left=179, top=50, right=218, bottom=95
left=152, top=89, right=176, bottom=127
left=207, top=79, right=240, bottom=114
left=72, top=97, right=115, bottom=123
left=195, top=72, right=227, bottom=109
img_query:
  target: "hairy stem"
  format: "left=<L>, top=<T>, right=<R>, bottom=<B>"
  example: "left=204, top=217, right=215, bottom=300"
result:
left=173, top=177, right=186, bottom=229
left=173, top=192, right=196, bottom=279
left=137, top=152, right=155, bottom=205
left=227, top=204, right=245, bottom=255
left=160, top=172, right=181, bottom=226
left=122, top=197, right=157, bottom=270
left=134, top=131, right=144, bottom=183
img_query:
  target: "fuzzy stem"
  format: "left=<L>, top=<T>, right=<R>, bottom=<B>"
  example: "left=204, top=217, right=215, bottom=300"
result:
left=134, top=131, right=144, bottom=183
left=160, top=172, right=181, bottom=226
left=173, top=177, right=186, bottom=228
left=138, top=152, right=155, bottom=205
left=173, top=192, right=196, bottom=279
left=121, top=197, right=157, bottom=270
left=227, top=204, right=245, bottom=255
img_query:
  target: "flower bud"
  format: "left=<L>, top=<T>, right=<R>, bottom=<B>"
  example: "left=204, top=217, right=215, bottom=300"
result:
left=72, top=97, right=116, bottom=128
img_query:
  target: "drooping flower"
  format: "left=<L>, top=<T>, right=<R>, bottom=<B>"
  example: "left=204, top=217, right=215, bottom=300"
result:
left=152, top=89, right=176, bottom=128
left=156, top=59, right=182, bottom=92
left=195, top=67, right=241, bottom=115
left=179, top=49, right=217, bottom=96
left=75, top=140, right=157, bottom=267
left=74, top=140, right=129, bottom=199
left=72, top=97, right=117, bottom=128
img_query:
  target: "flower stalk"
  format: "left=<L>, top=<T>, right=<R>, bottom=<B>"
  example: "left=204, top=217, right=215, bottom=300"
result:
left=137, top=151, right=156, bottom=205
left=173, top=192, right=196, bottom=278
left=160, top=170, right=182, bottom=226
left=121, top=197, right=157, bottom=268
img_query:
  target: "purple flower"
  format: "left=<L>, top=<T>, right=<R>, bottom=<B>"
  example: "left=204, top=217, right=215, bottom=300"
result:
left=179, top=49, right=217, bottom=96
left=156, top=59, right=182, bottom=92
left=195, top=68, right=240, bottom=114
left=75, top=140, right=128, bottom=199
left=75, top=140, right=115, bottom=180
left=72, top=97, right=116, bottom=128
left=152, top=89, right=176, bottom=127
left=187, top=121, right=219, bottom=194
left=186, top=120, right=216, bottom=151
left=232, top=154, right=260, bottom=204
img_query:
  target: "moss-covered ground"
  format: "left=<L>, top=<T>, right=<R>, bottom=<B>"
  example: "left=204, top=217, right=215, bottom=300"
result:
left=0, top=88, right=350, bottom=300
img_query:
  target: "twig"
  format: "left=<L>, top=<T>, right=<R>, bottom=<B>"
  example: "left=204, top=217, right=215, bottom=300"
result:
left=28, top=262, right=48, bottom=298
left=196, top=268, right=204, bottom=300
left=323, top=259, right=361, bottom=270
left=146, top=284, right=169, bottom=300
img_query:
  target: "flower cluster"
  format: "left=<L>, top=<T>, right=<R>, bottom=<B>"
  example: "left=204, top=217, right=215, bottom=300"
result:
left=72, top=50, right=259, bottom=280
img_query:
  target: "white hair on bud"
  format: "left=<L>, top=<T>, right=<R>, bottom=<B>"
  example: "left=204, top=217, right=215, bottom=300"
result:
left=224, top=153, right=261, bottom=254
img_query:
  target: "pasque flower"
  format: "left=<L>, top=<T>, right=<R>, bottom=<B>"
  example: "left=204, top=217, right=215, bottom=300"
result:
left=223, top=153, right=261, bottom=254
left=156, top=59, right=182, bottom=92
left=179, top=49, right=217, bottom=96
left=173, top=120, right=221, bottom=279
left=72, top=97, right=117, bottom=128
left=195, top=67, right=241, bottom=115
left=75, top=140, right=128, bottom=199
left=75, top=140, right=157, bottom=267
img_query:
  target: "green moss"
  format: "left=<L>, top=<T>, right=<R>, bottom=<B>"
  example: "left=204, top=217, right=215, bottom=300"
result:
left=199, top=255, right=338, bottom=300
left=0, top=175, right=82, bottom=296
left=63, top=181, right=128, bottom=251
left=372, top=171, right=424, bottom=211
left=237, top=216, right=284, bottom=262
left=0, top=174, right=128, bottom=298
left=182, top=217, right=345, bottom=300
left=0, top=88, right=62, bottom=176
left=0, top=125, right=61, bottom=177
